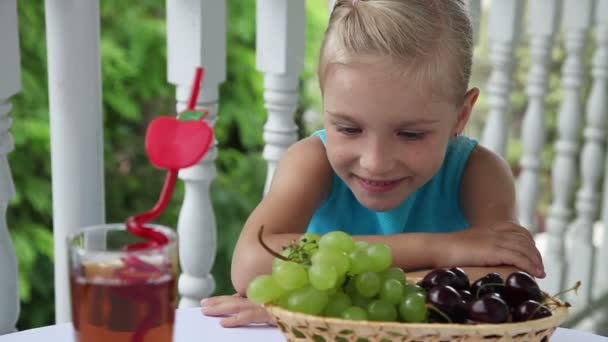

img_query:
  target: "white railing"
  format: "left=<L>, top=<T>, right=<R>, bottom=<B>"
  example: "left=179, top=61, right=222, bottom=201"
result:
left=1, top=0, right=607, bottom=336
left=0, top=0, right=21, bottom=335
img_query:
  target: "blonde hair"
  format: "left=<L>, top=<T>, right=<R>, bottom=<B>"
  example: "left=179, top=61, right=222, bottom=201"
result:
left=319, top=0, right=474, bottom=102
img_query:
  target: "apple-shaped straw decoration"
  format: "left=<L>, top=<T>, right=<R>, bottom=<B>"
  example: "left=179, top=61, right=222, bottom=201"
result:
left=125, top=67, right=213, bottom=251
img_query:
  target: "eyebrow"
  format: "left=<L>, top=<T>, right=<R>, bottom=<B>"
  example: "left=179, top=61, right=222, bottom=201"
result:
left=326, top=111, right=441, bottom=126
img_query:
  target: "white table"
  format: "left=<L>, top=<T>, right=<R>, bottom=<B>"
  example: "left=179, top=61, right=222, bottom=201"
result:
left=0, top=308, right=606, bottom=341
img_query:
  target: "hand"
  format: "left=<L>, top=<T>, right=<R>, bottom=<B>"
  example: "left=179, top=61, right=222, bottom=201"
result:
left=439, top=221, right=545, bottom=278
left=201, top=294, right=275, bottom=327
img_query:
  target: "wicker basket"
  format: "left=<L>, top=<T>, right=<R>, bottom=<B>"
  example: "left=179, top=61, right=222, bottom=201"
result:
left=265, top=298, right=568, bottom=342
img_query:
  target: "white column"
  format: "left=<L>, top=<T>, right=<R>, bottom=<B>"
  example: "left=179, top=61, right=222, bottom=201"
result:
left=0, top=0, right=21, bottom=334
left=480, top=0, right=523, bottom=156
left=594, top=0, right=608, bottom=307
left=257, top=0, right=305, bottom=194
left=541, top=0, right=593, bottom=298
left=166, top=0, right=227, bottom=307
left=567, top=0, right=608, bottom=309
left=44, top=0, right=105, bottom=323
left=516, top=0, right=562, bottom=234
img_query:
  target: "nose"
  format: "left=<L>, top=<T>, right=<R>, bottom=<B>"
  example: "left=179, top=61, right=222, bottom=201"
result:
left=359, top=137, right=396, bottom=175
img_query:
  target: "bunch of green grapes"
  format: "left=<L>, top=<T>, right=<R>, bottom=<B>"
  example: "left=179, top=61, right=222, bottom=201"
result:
left=246, top=230, right=428, bottom=323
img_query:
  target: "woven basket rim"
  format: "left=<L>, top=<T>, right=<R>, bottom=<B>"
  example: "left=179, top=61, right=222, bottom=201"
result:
left=265, top=301, right=568, bottom=334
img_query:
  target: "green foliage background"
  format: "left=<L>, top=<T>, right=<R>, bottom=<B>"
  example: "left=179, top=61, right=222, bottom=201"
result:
left=10, top=0, right=328, bottom=329
left=8, top=0, right=582, bottom=331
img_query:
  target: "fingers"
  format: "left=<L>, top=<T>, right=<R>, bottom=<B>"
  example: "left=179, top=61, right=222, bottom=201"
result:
left=495, top=245, right=544, bottom=278
left=201, top=295, right=274, bottom=327
left=201, top=295, right=259, bottom=316
left=494, top=223, right=545, bottom=277
left=219, top=306, right=274, bottom=328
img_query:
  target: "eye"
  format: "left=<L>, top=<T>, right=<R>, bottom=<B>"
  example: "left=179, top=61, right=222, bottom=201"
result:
left=336, top=126, right=362, bottom=136
left=398, top=131, right=426, bottom=140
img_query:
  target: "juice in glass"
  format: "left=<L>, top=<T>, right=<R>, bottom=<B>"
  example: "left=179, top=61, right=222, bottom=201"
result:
left=69, top=224, right=178, bottom=342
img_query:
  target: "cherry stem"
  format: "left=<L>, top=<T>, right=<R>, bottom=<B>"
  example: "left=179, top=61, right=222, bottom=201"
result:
left=550, top=281, right=581, bottom=300
left=257, top=225, right=289, bottom=261
left=425, top=303, right=452, bottom=324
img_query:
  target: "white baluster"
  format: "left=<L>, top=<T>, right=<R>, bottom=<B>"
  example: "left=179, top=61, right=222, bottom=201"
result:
left=594, top=0, right=608, bottom=307
left=480, top=0, right=523, bottom=156
left=567, top=0, right=608, bottom=309
left=0, top=0, right=21, bottom=333
left=166, top=0, right=227, bottom=307
left=464, top=0, right=481, bottom=45
left=44, top=0, right=106, bottom=323
left=516, top=0, right=562, bottom=234
left=257, top=0, right=305, bottom=194
left=541, top=0, right=593, bottom=298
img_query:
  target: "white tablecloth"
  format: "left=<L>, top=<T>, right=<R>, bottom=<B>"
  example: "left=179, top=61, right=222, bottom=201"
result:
left=0, top=308, right=606, bottom=341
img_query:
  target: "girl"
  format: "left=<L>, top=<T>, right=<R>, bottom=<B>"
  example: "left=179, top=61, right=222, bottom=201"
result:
left=203, top=0, right=544, bottom=327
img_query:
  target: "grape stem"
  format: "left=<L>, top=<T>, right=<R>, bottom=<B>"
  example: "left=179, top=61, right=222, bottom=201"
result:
left=258, top=225, right=290, bottom=261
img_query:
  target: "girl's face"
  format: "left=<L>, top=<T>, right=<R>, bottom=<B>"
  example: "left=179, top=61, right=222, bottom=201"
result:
left=323, top=57, right=477, bottom=211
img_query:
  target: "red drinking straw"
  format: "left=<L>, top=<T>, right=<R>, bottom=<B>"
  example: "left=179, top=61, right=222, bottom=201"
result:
left=125, top=67, right=204, bottom=251
left=116, top=68, right=205, bottom=342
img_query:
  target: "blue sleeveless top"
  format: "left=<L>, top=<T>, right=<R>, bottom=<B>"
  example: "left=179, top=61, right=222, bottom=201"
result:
left=307, top=130, right=478, bottom=235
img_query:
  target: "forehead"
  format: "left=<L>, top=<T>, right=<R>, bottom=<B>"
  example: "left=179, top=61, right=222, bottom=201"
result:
left=323, top=58, right=456, bottom=114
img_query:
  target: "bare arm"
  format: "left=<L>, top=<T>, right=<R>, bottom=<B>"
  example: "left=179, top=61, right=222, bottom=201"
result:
left=431, top=145, right=545, bottom=277
left=231, top=136, right=333, bottom=294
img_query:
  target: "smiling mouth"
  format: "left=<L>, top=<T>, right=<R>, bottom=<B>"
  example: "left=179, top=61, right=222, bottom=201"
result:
left=355, top=175, right=407, bottom=193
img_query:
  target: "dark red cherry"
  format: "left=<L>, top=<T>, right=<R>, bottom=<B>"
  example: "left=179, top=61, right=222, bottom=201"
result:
left=471, top=272, right=504, bottom=299
left=469, top=295, right=510, bottom=323
left=448, top=267, right=470, bottom=291
left=504, top=271, right=543, bottom=308
left=426, top=285, right=465, bottom=323
left=512, top=300, right=552, bottom=322
left=460, top=290, right=474, bottom=306
left=419, top=269, right=458, bottom=291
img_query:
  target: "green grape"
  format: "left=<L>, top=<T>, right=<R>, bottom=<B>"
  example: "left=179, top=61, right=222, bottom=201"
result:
left=275, top=291, right=291, bottom=308
left=309, top=263, right=338, bottom=290
left=399, top=291, right=428, bottom=323
left=323, top=291, right=352, bottom=317
left=341, top=306, right=368, bottom=320
left=403, top=283, right=426, bottom=297
left=379, top=278, right=404, bottom=305
left=344, top=276, right=358, bottom=296
left=247, top=275, right=285, bottom=304
left=350, top=292, right=373, bottom=309
left=319, top=231, right=355, bottom=254
left=367, top=299, right=398, bottom=321
left=354, top=240, right=369, bottom=251
left=273, top=261, right=308, bottom=290
left=287, top=286, right=329, bottom=315
left=355, top=272, right=381, bottom=298
left=366, top=243, right=392, bottom=272
left=311, top=249, right=350, bottom=276
left=348, top=249, right=372, bottom=275
left=380, top=267, right=406, bottom=285
left=271, top=248, right=292, bottom=273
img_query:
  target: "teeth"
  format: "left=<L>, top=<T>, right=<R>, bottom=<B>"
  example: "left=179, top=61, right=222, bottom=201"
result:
left=364, top=179, right=394, bottom=186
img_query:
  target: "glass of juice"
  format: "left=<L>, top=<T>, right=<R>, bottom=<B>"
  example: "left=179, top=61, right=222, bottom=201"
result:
left=68, top=224, right=178, bottom=342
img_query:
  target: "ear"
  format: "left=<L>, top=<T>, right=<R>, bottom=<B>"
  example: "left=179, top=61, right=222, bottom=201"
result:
left=453, top=87, right=479, bottom=135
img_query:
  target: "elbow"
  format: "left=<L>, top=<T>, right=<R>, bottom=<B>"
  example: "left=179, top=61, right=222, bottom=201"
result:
left=230, top=250, right=263, bottom=296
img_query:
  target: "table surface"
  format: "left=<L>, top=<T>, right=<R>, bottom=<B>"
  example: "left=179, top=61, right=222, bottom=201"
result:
left=0, top=308, right=606, bottom=341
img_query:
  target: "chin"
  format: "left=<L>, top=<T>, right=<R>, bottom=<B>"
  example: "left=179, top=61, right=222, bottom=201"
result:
left=356, top=196, right=402, bottom=212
